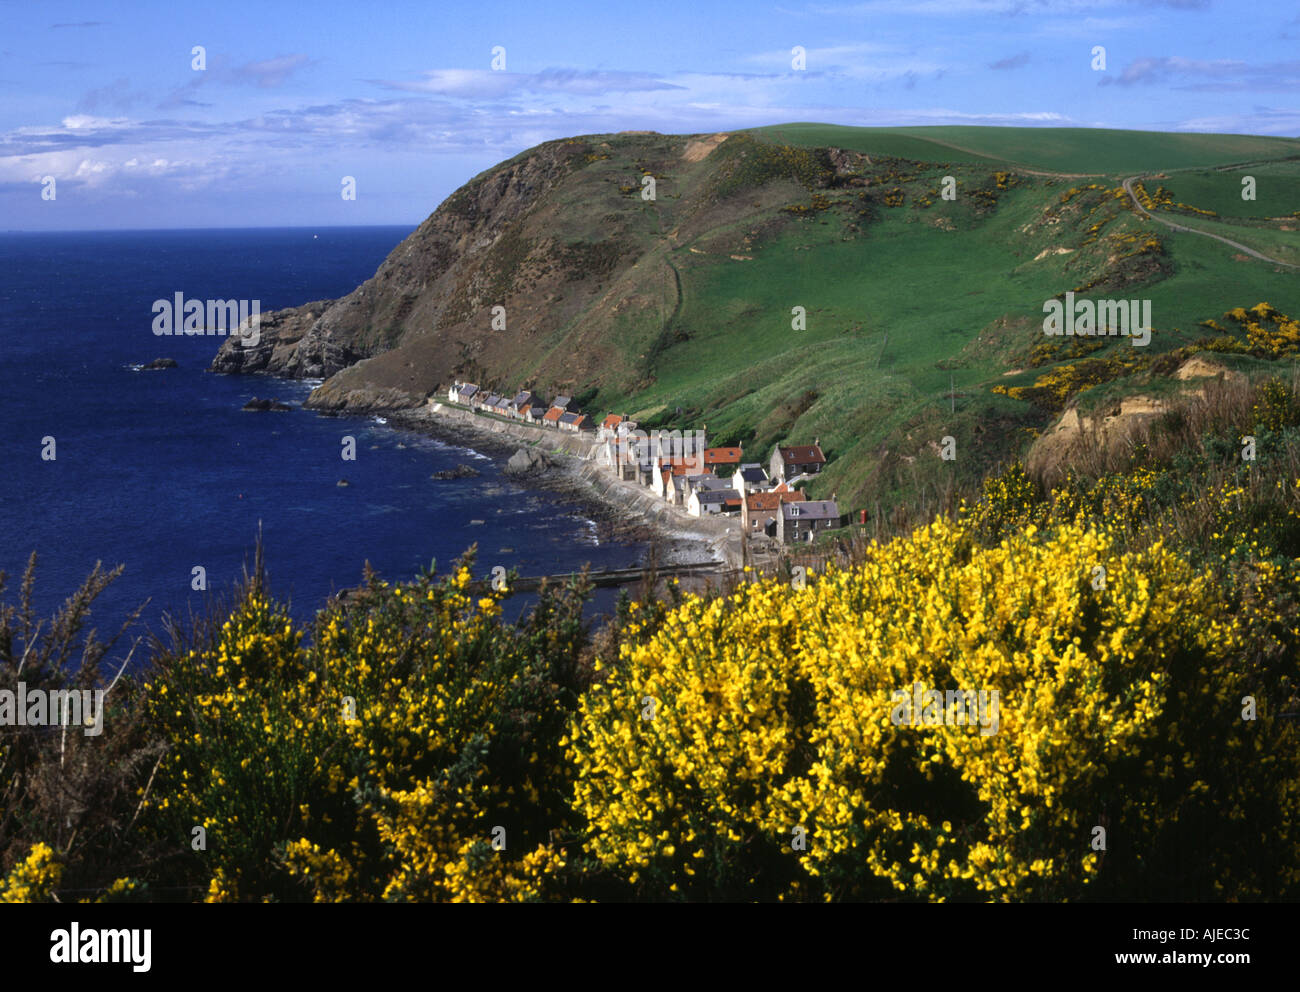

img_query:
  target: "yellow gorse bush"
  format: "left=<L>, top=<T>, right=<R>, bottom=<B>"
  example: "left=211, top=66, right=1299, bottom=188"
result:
left=143, top=554, right=579, bottom=902
left=568, top=518, right=1300, bottom=901
left=0, top=842, right=63, bottom=902
left=0, top=842, right=140, bottom=903
left=9, top=453, right=1300, bottom=901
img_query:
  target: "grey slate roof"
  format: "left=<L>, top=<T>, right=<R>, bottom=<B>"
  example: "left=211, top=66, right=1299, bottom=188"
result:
left=695, top=488, right=741, bottom=504
left=685, top=473, right=727, bottom=491
left=782, top=499, right=840, bottom=520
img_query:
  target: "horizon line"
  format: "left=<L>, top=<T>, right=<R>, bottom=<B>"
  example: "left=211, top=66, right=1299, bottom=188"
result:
left=0, top=224, right=423, bottom=235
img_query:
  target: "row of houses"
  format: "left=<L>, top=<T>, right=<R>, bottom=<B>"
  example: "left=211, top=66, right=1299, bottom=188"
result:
left=448, top=382, right=592, bottom=433
left=445, top=381, right=844, bottom=543
left=599, top=428, right=841, bottom=542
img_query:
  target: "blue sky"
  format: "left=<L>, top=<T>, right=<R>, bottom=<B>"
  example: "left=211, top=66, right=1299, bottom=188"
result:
left=2, top=0, right=1297, bottom=230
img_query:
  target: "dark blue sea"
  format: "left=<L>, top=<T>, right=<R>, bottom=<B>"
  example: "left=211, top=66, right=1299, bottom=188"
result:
left=0, top=228, right=647, bottom=644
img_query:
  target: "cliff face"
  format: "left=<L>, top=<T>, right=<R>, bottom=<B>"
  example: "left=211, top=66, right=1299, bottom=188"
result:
left=210, top=139, right=579, bottom=406
left=211, top=131, right=742, bottom=412
left=208, top=300, right=337, bottom=376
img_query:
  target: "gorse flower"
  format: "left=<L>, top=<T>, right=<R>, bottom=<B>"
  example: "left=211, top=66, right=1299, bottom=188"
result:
left=0, top=843, right=63, bottom=903
left=568, top=519, right=1300, bottom=901
left=10, top=487, right=1299, bottom=902
left=140, top=550, right=583, bottom=903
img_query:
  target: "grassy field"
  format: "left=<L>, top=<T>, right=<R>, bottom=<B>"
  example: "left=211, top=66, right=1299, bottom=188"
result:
left=1156, top=159, right=1300, bottom=219
left=749, top=123, right=1300, bottom=176
left=579, top=133, right=1300, bottom=509
left=1155, top=213, right=1300, bottom=266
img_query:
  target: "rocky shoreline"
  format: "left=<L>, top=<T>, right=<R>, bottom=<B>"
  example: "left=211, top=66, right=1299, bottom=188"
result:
left=207, top=358, right=732, bottom=573
left=384, top=408, right=731, bottom=571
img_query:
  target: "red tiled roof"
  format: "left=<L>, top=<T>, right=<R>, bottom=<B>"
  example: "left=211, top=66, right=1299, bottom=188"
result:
left=746, top=490, right=807, bottom=511
left=705, top=447, right=743, bottom=464
left=543, top=407, right=564, bottom=423
left=779, top=444, right=825, bottom=464
left=602, top=413, right=623, bottom=429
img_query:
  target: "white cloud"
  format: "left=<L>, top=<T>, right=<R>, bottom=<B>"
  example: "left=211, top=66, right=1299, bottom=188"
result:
left=61, top=115, right=125, bottom=130
left=1102, top=55, right=1300, bottom=91
left=1175, top=107, right=1300, bottom=135
left=372, top=68, right=683, bottom=99
left=743, top=41, right=896, bottom=67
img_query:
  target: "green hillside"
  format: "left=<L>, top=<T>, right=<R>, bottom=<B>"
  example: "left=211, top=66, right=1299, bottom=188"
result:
left=573, top=132, right=1300, bottom=508
left=236, top=124, right=1300, bottom=516
left=749, top=123, right=1300, bottom=175
left=1158, top=159, right=1300, bottom=219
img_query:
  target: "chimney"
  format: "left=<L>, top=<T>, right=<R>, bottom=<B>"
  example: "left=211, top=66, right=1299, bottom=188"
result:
left=814, top=436, right=820, bottom=447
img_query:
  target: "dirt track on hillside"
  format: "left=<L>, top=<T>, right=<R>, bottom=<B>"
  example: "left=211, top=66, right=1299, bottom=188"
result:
left=1121, top=176, right=1298, bottom=269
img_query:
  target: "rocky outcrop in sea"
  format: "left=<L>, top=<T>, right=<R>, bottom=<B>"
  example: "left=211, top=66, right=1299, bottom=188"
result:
left=242, top=397, right=293, bottom=412
left=504, top=447, right=554, bottom=478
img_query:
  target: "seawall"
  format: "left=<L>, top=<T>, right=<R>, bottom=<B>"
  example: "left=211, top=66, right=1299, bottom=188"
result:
left=413, top=401, right=746, bottom=570
left=425, top=401, right=600, bottom=457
